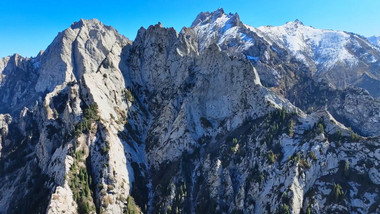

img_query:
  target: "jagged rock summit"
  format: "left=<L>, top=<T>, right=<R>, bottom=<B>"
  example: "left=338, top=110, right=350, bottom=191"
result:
left=0, top=9, right=380, bottom=214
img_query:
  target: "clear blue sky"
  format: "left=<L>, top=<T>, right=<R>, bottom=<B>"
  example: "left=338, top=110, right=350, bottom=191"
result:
left=1, top=0, right=379, bottom=58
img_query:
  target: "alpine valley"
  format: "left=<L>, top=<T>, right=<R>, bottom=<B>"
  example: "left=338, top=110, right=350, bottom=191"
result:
left=0, top=8, right=379, bottom=214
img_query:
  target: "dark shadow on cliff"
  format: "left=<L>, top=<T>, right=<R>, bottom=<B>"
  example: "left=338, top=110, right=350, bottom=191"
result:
left=116, top=43, right=152, bottom=213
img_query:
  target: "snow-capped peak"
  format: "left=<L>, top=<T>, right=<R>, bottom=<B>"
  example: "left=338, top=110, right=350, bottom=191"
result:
left=285, top=19, right=304, bottom=26
left=191, top=9, right=379, bottom=94
left=191, top=8, right=241, bottom=28
left=254, top=21, right=361, bottom=69
left=190, top=9, right=254, bottom=52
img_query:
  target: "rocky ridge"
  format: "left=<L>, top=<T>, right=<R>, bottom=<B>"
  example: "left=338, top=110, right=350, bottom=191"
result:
left=0, top=10, right=379, bottom=214
left=253, top=21, right=380, bottom=98
left=190, top=8, right=380, bottom=136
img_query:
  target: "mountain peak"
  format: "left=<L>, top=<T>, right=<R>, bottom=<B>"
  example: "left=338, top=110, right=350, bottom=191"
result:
left=285, top=19, right=304, bottom=27
left=294, top=19, right=304, bottom=25
left=214, top=7, right=225, bottom=16
left=191, top=8, right=241, bottom=28
left=70, top=18, right=105, bottom=30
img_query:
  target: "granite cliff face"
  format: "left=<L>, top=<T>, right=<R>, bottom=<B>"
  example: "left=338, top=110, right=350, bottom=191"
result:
left=0, top=10, right=379, bottom=214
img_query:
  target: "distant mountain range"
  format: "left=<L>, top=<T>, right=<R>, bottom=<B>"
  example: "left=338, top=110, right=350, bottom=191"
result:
left=191, top=8, right=380, bottom=98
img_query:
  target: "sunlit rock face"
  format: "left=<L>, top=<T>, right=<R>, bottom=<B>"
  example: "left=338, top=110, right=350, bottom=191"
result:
left=0, top=9, right=379, bottom=214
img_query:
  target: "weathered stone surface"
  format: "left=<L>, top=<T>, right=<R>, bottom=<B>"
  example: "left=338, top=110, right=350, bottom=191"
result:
left=0, top=10, right=379, bottom=214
